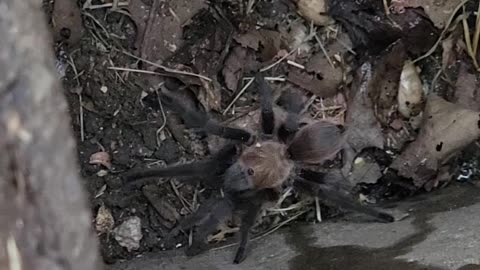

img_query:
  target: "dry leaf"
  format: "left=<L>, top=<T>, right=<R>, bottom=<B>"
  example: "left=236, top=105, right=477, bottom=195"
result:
left=96, top=205, right=115, bottom=234
left=296, top=0, right=334, bottom=26
left=349, top=156, right=383, bottom=185
left=398, top=60, right=424, bottom=118
left=128, top=0, right=206, bottom=61
left=454, top=63, right=480, bottom=111
left=342, top=62, right=385, bottom=175
left=52, top=0, right=85, bottom=45
left=142, top=185, right=180, bottom=229
left=234, top=29, right=285, bottom=62
left=222, top=46, right=248, bottom=92
left=89, top=151, right=112, bottom=169
left=287, top=40, right=347, bottom=97
left=390, top=0, right=465, bottom=28
left=329, top=1, right=437, bottom=55
left=391, top=94, right=480, bottom=188
left=369, top=41, right=408, bottom=124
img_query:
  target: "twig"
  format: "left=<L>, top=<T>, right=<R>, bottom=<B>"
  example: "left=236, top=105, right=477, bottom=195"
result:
left=314, top=33, right=335, bottom=68
left=117, top=49, right=212, bottom=81
left=108, top=66, right=169, bottom=76
left=210, top=210, right=308, bottom=251
left=274, top=186, right=293, bottom=208
left=246, top=0, right=257, bottom=14
left=83, top=2, right=129, bottom=9
left=413, top=0, right=470, bottom=63
left=82, top=11, right=111, bottom=39
left=155, top=88, right=167, bottom=147
left=260, top=47, right=298, bottom=72
left=301, top=95, right=318, bottom=115
left=315, top=197, right=322, bottom=223
left=473, top=1, right=480, bottom=56
left=260, top=31, right=315, bottom=72
left=243, top=76, right=286, bottom=82
left=67, top=55, right=85, bottom=142
left=383, top=0, right=390, bottom=15
left=222, top=77, right=255, bottom=115
left=287, top=60, right=305, bottom=69
left=461, top=6, right=480, bottom=70
left=267, top=201, right=307, bottom=212
left=336, top=37, right=356, bottom=55
left=7, top=235, right=22, bottom=270
left=430, top=68, right=443, bottom=93
left=170, top=180, right=193, bottom=213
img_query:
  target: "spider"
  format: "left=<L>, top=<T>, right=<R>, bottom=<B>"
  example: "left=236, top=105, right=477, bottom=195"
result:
left=125, top=73, right=395, bottom=264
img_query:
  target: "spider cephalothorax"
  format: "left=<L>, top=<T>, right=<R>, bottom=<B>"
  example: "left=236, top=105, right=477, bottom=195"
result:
left=125, top=73, right=394, bottom=264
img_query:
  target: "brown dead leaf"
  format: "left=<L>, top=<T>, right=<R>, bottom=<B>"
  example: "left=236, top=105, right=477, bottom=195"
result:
left=52, top=0, right=85, bottom=45
left=391, top=94, right=480, bottom=188
left=222, top=46, right=248, bottom=92
left=329, top=1, right=437, bottom=55
left=128, top=0, right=206, bottom=61
left=234, top=29, right=285, bottom=62
left=454, top=63, right=480, bottom=111
left=161, top=9, right=230, bottom=112
left=287, top=34, right=349, bottom=97
left=296, top=0, right=334, bottom=26
left=287, top=69, right=340, bottom=98
left=349, top=156, right=383, bottom=185
left=96, top=204, right=115, bottom=234
left=142, top=185, right=180, bottom=229
left=369, top=41, right=408, bottom=124
left=342, top=62, right=385, bottom=175
left=390, top=0, right=465, bottom=29
left=89, top=151, right=112, bottom=169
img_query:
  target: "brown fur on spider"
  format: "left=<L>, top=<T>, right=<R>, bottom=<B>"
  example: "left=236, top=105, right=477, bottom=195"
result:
left=125, top=73, right=394, bottom=264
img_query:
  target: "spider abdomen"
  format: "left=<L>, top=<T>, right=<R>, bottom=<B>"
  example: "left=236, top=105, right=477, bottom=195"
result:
left=287, top=121, right=345, bottom=164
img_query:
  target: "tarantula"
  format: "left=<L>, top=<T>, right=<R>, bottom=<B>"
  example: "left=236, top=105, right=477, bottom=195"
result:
left=125, top=73, right=394, bottom=263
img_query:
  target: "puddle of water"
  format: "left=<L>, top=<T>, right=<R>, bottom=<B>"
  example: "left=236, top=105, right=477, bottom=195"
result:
left=286, top=183, right=480, bottom=270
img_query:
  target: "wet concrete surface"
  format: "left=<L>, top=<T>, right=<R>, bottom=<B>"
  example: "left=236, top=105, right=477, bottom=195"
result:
left=109, top=183, right=480, bottom=270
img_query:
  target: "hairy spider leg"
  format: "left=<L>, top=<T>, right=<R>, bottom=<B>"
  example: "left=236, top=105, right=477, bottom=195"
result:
left=254, top=73, right=275, bottom=137
left=124, top=143, right=239, bottom=187
left=296, top=170, right=394, bottom=223
left=233, top=189, right=277, bottom=264
left=184, top=197, right=235, bottom=256
left=277, top=89, right=305, bottom=143
left=160, top=87, right=253, bottom=143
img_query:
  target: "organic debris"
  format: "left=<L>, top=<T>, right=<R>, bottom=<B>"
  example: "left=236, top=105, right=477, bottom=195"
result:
left=398, top=60, right=424, bottom=118
left=295, top=0, right=334, bottom=26
left=390, top=0, right=467, bottom=28
left=329, top=0, right=438, bottom=55
left=89, top=151, right=112, bottom=170
left=142, top=185, right=180, bottom=229
left=95, top=205, right=115, bottom=235
left=454, top=63, right=480, bottom=111
left=391, top=94, right=480, bottom=188
left=128, top=0, right=206, bottom=61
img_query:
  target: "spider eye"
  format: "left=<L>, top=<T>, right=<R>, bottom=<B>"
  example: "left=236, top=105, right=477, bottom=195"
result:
left=247, top=168, right=254, bottom=176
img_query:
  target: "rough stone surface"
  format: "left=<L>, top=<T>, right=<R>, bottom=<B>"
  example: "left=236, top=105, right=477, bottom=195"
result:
left=108, top=184, right=480, bottom=270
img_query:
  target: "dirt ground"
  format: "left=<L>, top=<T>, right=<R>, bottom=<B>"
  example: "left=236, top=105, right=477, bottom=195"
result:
left=42, top=0, right=480, bottom=265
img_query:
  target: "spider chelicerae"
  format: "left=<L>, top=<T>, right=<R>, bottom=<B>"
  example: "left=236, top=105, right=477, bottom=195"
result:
left=125, top=73, right=394, bottom=264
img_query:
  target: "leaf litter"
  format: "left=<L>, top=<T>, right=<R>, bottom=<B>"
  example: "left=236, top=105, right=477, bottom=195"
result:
left=48, top=0, right=480, bottom=263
